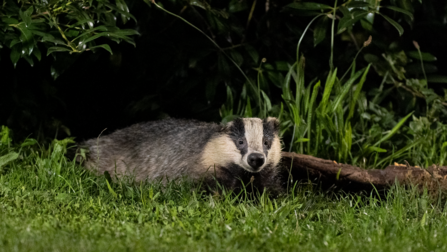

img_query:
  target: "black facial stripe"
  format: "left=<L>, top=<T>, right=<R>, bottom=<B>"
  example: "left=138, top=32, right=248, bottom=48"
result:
left=263, top=119, right=278, bottom=156
left=262, top=136, right=270, bottom=156
left=229, top=118, right=248, bottom=155
left=262, top=119, right=278, bottom=137
left=263, top=149, right=269, bottom=157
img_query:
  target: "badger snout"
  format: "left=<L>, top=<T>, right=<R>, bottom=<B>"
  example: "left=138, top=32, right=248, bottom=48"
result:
left=247, top=153, right=265, bottom=171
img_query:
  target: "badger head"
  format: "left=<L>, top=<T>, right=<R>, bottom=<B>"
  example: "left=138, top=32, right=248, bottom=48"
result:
left=201, top=117, right=282, bottom=173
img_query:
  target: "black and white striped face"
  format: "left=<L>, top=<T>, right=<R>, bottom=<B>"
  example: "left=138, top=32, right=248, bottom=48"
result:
left=227, top=117, right=281, bottom=173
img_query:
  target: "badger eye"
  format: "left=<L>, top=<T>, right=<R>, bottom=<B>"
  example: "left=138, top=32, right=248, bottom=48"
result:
left=238, top=140, right=244, bottom=145
left=264, top=141, right=269, bottom=146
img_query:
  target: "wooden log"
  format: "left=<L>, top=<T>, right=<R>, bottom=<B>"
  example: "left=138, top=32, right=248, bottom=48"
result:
left=280, top=152, right=447, bottom=192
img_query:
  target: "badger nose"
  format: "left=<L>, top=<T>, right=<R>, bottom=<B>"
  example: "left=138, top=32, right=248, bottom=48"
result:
left=248, top=153, right=265, bottom=170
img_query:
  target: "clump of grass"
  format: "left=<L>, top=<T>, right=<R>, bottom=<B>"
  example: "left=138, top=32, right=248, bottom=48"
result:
left=148, top=0, right=445, bottom=169
left=218, top=7, right=446, bottom=170
left=1, top=129, right=447, bottom=251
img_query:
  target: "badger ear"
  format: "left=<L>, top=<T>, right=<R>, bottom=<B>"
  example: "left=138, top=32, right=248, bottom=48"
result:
left=219, top=120, right=234, bottom=133
left=220, top=117, right=244, bottom=133
left=219, top=125, right=230, bottom=133
left=264, top=117, right=280, bottom=133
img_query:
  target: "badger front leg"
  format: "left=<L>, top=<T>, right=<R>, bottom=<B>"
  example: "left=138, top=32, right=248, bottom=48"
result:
left=200, top=167, right=241, bottom=194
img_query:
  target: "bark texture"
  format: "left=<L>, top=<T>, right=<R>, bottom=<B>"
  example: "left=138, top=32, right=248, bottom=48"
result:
left=280, top=152, right=447, bottom=192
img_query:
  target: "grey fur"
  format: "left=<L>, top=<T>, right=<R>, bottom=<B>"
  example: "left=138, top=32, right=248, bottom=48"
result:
left=80, top=118, right=283, bottom=192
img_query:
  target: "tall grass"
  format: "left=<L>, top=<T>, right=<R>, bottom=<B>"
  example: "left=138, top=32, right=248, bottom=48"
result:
left=219, top=12, right=447, bottom=169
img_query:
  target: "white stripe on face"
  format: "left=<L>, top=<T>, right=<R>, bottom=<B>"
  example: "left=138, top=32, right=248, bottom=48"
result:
left=243, top=118, right=263, bottom=153
left=240, top=118, right=267, bottom=172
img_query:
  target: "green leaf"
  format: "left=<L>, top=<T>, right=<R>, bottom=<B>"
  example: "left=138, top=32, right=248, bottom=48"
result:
left=9, top=39, right=20, bottom=48
left=384, top=6, right=413, bottom=20
left=66, top=30, right=80, bottom=38
left=348, top=64, right=371, bottom=120
left=24, top=40, right=34, bottom=56
left=320, top=69, right=338, bottom=114
left=67, top=18, right=97, bottom=30
left=421, top=212, right=427, bottom=227
left=105, top=176, right=117, bottom=199
left=104, top=170, right=113, bottom=184
left=21, top=138, right=38, bottom=148
left=10, top=46, right=20, bottom=66
left=47, top=46, right=73, bottom=56
left=360, top=18, right=373, bottom=31
left=282, top=62, right=297, bottom=101
left=366, top=146, right=387, bottom=153
left=229, top=0, right=248, bottom=13
left=24, top=54, right=34, bottom=66
left=407, top=51, right=436, bottom=62
left=336, top=168, right=342, bottom=180
left=346, top=1, right=372, bottom=8
left=373, top=112, right=413, bottom=147
left=0, top=126, right=11, bottom=144
left=376, top=139, right=422, bottom=167
left=331, top=69, right=364, bottom=114
left=303, top=81, right=312, bottom=113
left=229, top=50, right=243, bottom=66
left=16, top=23, right=33, bottom=43
left=245, top=44, right=259, bottom=64
left=89, top=44, right=113, bottom=55
left=245, top=96, right=252, bottom=117
left=306, top=81, right=320, bottom=153
left=427, top=75, right=447, bottom=84
left=104, top=3, right=137, bottom=23
left=30, top=30, right=65, bottom=45
left=0, top=152, right=19, bottom=169
left=2, top=17, right=19, bottom=24
left=65, top=4, right=95, bottom=29
left=286, top=2, right=332, bottom=10
left=71, top=26, right=110, bottom=41
left=338, top=10, right=368, bottom=33
left=33, top=47, right=42, bottom=61
left=82, top=29, right=139, bottom=45
left=338, top=6, right=351, bottom=17
left=294, top=138, right=310, bottom=143
left=13, top=24, right=34, bottom=57
left=116, top=0, right=131, bottom=24
left=314, top=16, right=328, bottom=47
left=261, top=91, right=272, bottom=111
left=380, top=14, right=404, bottom=36
left=19, top=6, right=34, bottom=26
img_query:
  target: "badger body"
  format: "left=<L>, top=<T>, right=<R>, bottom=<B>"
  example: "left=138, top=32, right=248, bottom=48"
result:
left=81, top=117, right=282, bottom=192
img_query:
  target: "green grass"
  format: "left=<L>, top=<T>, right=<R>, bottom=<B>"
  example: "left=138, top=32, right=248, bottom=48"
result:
left=2, top=2, right=446, bottom=251
left=1, top=140, right=447, bottom=251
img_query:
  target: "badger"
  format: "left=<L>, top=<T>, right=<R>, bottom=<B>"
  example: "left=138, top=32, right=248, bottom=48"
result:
left=80, top=117, right=283, bottom=193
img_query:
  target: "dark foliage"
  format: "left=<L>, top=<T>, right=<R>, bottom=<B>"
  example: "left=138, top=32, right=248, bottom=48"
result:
left=1, top=0, right=447, bottom=143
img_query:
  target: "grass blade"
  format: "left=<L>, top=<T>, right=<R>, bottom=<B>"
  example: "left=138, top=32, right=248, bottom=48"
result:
left=319, top=69, right=338, bottom=114
left=306, top=81, right=321, bottom=154
left=348, top=64, right=371, bottom=120
left=331, top=69, right=364, bottom=114
left=373, top=112, right=414, bottom=147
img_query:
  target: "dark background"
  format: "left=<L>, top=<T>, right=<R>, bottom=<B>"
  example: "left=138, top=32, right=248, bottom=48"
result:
left=2, top=0, right=447, bottom=141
